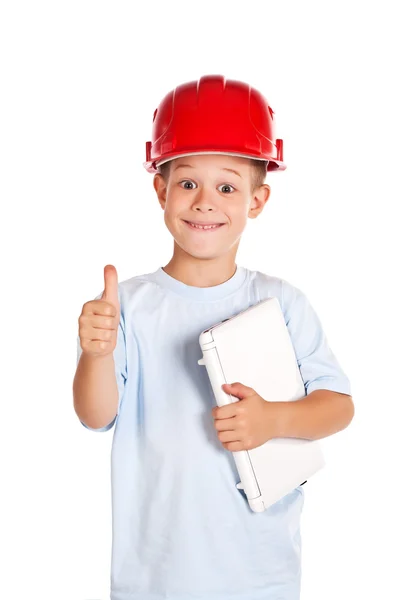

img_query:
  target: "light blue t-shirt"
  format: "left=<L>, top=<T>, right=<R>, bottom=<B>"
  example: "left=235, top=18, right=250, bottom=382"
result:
left=76, top=265, right=351, bottom=600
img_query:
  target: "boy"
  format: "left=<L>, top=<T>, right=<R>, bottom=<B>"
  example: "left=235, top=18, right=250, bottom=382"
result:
left=73, top=75, right=354, bottom=600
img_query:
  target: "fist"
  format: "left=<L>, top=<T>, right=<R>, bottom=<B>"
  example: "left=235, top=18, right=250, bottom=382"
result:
left=78, top=264, right=120, bottom=357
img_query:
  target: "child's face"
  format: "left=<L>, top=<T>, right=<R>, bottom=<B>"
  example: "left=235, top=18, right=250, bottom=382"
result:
left=153, top=154, right=270, bottom=261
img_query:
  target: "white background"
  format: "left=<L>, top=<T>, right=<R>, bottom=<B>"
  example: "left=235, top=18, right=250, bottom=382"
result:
left=1, top=1, right=399, bottom=598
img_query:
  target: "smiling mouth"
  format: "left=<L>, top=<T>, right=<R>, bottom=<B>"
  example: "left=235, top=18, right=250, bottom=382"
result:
left=183, top=220, right=226, bottom=231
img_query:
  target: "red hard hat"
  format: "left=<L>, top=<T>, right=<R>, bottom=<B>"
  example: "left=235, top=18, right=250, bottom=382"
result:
left=143, top=74, right=286, bottom=173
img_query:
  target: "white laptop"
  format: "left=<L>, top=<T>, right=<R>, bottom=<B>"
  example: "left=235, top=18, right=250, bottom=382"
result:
left=198, top=297, right=325, bottom=512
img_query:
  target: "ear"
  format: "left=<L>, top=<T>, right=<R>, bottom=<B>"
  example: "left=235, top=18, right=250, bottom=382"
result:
left=153, top=173, right=167, bottom=210
left=248, top=184, right=271, bottom=219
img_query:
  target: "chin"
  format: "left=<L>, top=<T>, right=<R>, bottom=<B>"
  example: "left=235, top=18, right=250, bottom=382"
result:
left=174, top=239, right=222, bottom=260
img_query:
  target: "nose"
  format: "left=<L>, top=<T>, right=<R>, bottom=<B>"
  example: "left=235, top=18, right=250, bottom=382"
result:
left=192, top=189, right=217, bottom=212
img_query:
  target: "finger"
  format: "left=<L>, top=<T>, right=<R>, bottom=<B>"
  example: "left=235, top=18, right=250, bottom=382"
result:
left=89, top=314, right=117, bottom=330
left=101, top=264, right=119, bottom=310
left=87, top=327, right=114, bottom=343
left=80, top=321, right=115, bottom=342
left=218, top=430, right=242, bottom=443
left=222, top=382, right=253, bottom=400
left=82, top=300, right=117, bottom=317
left=81, top=339, right=114, bottom=354
left=213, top=404, right=239, bottom=419
left=214, top=416, right=237, bottom=431
left=222, top=441, right=244, bottom=452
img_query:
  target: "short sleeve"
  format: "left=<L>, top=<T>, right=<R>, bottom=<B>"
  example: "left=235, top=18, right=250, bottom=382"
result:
left=76, top=288, right=127, bottom=432
left=282, top=281, right=351, bottom=396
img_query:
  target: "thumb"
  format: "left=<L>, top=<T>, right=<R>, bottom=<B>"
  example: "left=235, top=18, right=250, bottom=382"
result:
left=222, top=382, right=255, bottom=399
left=101, top=264, right=120, bottom=311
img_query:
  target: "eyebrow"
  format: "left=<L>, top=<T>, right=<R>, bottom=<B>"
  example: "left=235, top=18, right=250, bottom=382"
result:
left=173, top=164, right=242, bottom=178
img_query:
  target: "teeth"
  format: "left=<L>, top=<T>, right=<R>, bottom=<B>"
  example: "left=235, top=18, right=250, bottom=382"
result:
left=188, top=222, right=221, bottom=230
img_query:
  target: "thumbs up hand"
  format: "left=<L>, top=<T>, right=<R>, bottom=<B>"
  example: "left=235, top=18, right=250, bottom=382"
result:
left=78, top=265, right=121, bottom=357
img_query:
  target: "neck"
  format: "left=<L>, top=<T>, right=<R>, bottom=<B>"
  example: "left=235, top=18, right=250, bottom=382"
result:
left=162, top=241, right=239, bottom=288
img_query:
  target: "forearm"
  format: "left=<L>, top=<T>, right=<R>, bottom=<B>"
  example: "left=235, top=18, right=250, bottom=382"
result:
left=272, top=389, right=354, bottom=441
left=73, top=352, right=118, bottom=429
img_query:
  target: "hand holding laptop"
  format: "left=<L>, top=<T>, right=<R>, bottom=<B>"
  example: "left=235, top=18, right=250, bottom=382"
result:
left=198, top=296, right=325, bottom=512
left=212, top=381, right=281, bottom=452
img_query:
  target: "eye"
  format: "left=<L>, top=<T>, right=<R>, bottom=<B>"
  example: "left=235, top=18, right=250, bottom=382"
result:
left=218, top=184, right=235, bottom=194
left=179, top=179, right=197, bottom=190
left=178, top=180, right=235, bottom=193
